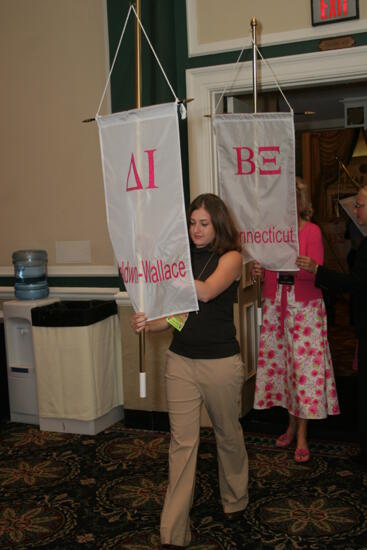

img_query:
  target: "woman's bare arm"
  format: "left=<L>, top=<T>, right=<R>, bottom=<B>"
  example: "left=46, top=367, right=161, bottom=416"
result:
left=195, top=250, right=242, bottom=303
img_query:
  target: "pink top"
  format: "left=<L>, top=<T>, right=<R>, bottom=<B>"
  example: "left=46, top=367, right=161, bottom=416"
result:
left=262, top=221, right=324, bottom=303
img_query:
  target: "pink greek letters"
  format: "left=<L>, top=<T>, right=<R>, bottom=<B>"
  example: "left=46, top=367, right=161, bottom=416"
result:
left=233, top=146, right=281, bottom=176
left=126, top=149, right=158, bottom=192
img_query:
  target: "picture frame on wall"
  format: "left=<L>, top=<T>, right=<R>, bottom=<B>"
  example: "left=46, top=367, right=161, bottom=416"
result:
left=311, top=0, right=359, bottom=26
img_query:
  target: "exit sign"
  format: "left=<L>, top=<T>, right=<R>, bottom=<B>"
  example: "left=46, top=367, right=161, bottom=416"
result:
left=311, top=0, right=359, bottom=26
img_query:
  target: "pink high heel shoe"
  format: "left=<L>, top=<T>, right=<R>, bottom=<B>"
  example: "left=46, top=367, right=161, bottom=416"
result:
left=275, top=431, right=295, bottom=448
left=294, top=448, right=310, bottom=463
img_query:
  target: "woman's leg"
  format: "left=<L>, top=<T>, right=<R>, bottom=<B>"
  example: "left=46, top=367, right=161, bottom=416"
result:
left=296, top=418, right=308, bottom=450
left=160, top=352, right=202, bottom=547
left=276, top=413, right=296, bottom=446
left=293, top=417, right=310, bottom=462
left=287, top=413, right=297, bottom=437
left=197, top=355, right=249, bottom=514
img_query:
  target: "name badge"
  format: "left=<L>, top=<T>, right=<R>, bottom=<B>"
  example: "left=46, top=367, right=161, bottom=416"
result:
left=166, top=313, right=188, bottom=331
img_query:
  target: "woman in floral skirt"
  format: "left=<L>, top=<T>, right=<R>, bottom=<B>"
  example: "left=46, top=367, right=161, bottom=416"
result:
left=252, top=178, right=340, bottom=463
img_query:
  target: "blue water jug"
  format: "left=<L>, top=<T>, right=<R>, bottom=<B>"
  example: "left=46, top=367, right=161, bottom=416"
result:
left=12, top=250, right=49, bottom=300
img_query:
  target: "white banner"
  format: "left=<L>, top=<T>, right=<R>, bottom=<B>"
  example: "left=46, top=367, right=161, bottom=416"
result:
left=214, top=112, right=298, bottom=270
left=97, top=102, right=198, bottom=320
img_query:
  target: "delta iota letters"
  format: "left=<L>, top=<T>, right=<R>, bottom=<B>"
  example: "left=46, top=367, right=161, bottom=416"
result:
left=126, top=149, right=158, bottom=191
left=120, top=259, right=187, bottom=285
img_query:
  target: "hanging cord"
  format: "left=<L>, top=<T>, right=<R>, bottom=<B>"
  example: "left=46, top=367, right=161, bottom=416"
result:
left=130, top=4, right=180, bottom=105
left=214, top=38, right=293, bottom=116
left=96, top=3, right=185, bottom=119
left=96, top=4, right=133, bottom=117
left=214, top=45, right=249, bottom=114
left=253, top=40, right=293, bottom=114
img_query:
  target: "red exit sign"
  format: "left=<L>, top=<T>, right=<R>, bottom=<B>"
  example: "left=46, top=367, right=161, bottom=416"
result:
left=311, top=0, right=359, bottom=26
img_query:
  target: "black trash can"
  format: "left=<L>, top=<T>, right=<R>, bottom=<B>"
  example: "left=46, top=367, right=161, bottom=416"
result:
left=31, top=300, right=123, bottom=435
left=31, top=299, right=117, bottom=327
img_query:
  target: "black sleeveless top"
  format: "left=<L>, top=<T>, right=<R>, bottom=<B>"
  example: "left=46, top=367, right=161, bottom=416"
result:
left=169, top=245, right=240, bottom=359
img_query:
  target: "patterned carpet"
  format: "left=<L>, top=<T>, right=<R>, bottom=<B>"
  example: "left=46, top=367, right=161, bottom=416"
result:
left=0, top=422, right=366, bottom=549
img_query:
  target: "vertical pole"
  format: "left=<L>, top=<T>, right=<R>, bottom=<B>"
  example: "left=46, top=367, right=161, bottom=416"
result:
left=251, top=16, right=262, bottom=328
left=135, top=0, right=142, bottom=109
left=251, top=17, right=257, bottom=115
left=135, top=0, right=146, bottom=398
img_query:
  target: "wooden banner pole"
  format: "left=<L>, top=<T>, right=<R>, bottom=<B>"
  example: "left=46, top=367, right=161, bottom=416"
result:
left=135, top=0, right=146, bottom=398
left=251, top=16, right=263, bottom=328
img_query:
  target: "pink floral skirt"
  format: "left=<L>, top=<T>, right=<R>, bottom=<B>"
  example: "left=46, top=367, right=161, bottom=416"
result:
left=254, top=286, right=340, bottom=419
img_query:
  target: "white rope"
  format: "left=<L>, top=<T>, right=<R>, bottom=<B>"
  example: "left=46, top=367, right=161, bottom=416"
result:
left=96, top=3, right=185, bottom=119
left=253, top=40, right=294, bottom=114
left=96, top=4, right=133, bottom=117
left=214, top=37, right=294, bottom=116
left=214, top=45, right=249, bottom=114
left=130, top=4, right=182, bottom=112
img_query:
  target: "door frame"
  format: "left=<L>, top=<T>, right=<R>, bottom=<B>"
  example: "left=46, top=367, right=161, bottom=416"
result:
left=186, top=45, right=367, bottom=200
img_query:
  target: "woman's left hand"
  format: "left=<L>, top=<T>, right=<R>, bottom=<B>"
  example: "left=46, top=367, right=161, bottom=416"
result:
left=296, top=255, right=318, bottom=274
left=130, top=312, right=149, bottom=333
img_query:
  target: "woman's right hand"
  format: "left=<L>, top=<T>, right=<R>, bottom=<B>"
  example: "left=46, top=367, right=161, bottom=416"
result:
left=130, top=312, right=149, bottom=334
left=251, top=261, right=264, bottom=281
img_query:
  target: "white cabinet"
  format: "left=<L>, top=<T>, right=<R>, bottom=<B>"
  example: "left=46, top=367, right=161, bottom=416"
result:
left=3, top=298, right=59, bottom=424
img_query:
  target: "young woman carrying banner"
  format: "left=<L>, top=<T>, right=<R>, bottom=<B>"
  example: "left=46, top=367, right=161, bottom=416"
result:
left=130, top=193, right=248, bottom=548
left=252, top=179, right=340, bottom=463
left=297, top=183, right=367, bottom=467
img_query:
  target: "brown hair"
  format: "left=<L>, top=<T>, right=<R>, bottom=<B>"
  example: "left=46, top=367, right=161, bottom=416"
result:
left=188, top=193, right=241, bottom=255
left=296, top=177, right=314, bottom=221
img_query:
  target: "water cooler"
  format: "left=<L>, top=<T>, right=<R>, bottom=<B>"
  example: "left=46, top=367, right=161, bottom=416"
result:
left=4, top=249, right=55, bottom=424
left=3, top=298, right=59, bottom=424
left=12, top=249, right=49, bottom=300
left=4, top=250, right=123, bottom=434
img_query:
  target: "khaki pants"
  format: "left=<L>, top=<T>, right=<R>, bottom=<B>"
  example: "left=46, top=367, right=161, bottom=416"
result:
left=160, top=351, right=249, bottom=547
